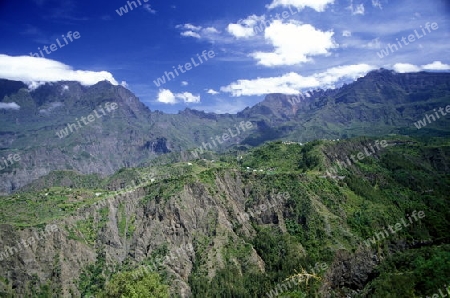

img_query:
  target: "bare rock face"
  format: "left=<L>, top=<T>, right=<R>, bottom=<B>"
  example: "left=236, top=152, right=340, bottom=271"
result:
left=320, top=248, right=381, bottom=297
left=0, top=171, right=289, bottom=297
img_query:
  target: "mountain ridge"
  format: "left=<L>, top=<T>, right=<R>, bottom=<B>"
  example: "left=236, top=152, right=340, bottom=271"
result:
left=0, top=69, right=449, bottom=194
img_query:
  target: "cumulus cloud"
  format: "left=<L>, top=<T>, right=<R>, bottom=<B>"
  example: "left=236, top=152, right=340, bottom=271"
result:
left=0, top=102, right=20, bottom=110
left=422, top=61, right=450, bottom=71
left=157, top=89, right=177, bottom=104
left=206, top=89, right=219, bottom=95
left=267, top=0, right=335, bottom=12
left=177, top=24, right=202, bottom=31
left=392, top=63, right=422, bottom=73
left=227, top=15, right=265, bottom=39
left=250, top=21, right=337, bottom=66
left=220, top=64, right=375, bottom=96
left=228, top=24, right=256, bottom=39
left=181, top=31, right=201, bottom=39
left=157, top=89, right=201, bottom=104
left=177, top=24, right=220, bottom=40
left=177, top=92, right=201, bottom=103
left=393, top=61, right=450, bottom=73
left=0, top=55, right=119, bottom=87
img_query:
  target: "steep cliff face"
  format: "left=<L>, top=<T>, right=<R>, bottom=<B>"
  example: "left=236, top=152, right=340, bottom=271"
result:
left=0, top=137, right=449, bottom=297
left=0, top=172, right=291, bottom=297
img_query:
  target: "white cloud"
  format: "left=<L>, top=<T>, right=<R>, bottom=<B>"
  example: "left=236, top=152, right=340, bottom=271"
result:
left=250, top=21, right=337, bottom=66
left=227, top=24, right=256, bottom=39
left=366, top=37, right=381, bottom=49
left=177, top=24, right=202, bottom=31
left=267, top=0, right=335, bottom=12
left=157, top=89, right=177, bottom=104
left=156, top=89, right=201, bottom=104
left=0, top=55, right=119, bottom=87
left=347, top=1, right=365, bottom=15
left=177, top=92, right=200, bottom=103
left=177, top=24, right=220, bottom=40
left=393, top=61, right=450, bottom=73
left=143, top=4, right=156, bottom=14
left=392, top=63, right=422, bottom=73
left=422, top=61, right=450, bottom=71
left=354, top=4, right=365, bottom=14
left=181, top=31, right=201, bottom=39
left=372, top=0, right=382, bottom=9
left=0, top=102, right=20, bottom=110
left=27, top=81, right=46, bottom=91
left=227, top=15, right=265, bottom=39
left=342, top=30, right=352, bottom=37
left=220, top=64, right=375, bottom=96
left=39, top=102, right=63, bottom=114
left=181, top=81, right=189, bottom=86
left=206, top=89, right=219, bottom=95
left=204, top=27, right=220, bottom=34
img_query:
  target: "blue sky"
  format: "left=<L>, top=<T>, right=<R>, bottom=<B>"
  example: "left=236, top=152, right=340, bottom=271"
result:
left=0, top=0, right=449, bottom=113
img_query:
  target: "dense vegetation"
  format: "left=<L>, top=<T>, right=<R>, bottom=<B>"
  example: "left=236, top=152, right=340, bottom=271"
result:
left=0, top=136, right=449, bottom=297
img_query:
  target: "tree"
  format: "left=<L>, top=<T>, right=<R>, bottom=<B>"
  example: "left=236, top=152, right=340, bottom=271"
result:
left=99, top=269, right=169, bottom=298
